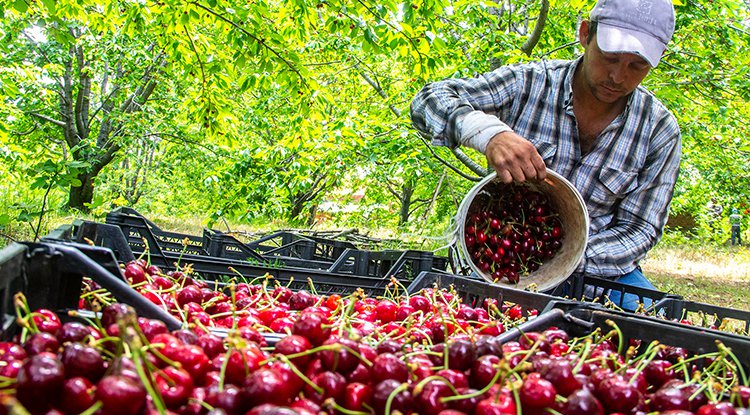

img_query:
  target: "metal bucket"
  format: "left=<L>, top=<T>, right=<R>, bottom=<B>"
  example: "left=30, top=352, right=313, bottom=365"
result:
left=456, top=169, right=589, bottom=292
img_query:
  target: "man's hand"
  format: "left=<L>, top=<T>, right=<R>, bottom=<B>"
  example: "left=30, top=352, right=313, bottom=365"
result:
left=486, top=131, right=547, bottom=183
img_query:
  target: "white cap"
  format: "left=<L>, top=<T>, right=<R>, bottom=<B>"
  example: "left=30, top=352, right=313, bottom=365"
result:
left=590, top=0, right=676, bottom=67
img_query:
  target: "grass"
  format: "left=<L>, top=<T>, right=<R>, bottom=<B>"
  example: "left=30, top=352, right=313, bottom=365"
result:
left=642, top=244, right=750, bottom=312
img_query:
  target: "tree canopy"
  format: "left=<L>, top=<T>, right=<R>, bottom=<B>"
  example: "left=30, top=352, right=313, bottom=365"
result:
left=0, top=0, right=748, bottom=242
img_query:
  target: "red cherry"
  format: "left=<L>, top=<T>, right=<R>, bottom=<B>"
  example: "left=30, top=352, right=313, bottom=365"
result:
left=96, top=375, right=147, bottom=415
left=16, top=354, right=65, bottom=413
left=343, top=382, right=373, bottom=412
left=31, top=309, right=62, bottom=335
left=154, top=366, right=194, bottom=408
left=242, top=367, right=299, bottom=407
left=58, top=377, right=96, bottom=414
left=319, top=336, right=361, bottom=374
left=520, top=374, right=557, bottom=410
left=371, top=353, right=408, bottom=383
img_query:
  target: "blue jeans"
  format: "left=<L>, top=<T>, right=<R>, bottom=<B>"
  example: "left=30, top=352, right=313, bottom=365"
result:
left=607, top=267, right=655, bottom=311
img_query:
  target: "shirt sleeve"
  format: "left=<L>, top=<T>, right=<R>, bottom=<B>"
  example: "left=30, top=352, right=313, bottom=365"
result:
left=578, top=115, right=682, bottom=277
left=409, top=67, right=520, bottom=150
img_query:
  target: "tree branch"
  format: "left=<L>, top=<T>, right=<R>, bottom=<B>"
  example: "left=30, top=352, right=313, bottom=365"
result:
left=520, top=0, right=549, bottom=56
left=27, top=112, right=66, bottom=127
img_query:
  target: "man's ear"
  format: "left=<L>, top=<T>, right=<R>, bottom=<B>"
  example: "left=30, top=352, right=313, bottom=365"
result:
left=579, top=20, right=591, bottom=48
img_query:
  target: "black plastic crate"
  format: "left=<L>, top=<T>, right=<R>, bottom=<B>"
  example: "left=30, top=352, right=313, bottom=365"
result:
left=553, top=275, right=683, bottom=316
left=406, top=272, right=572, bottom=314
left=105, top=207, right=209, bottom=257
left=0, top=241, right=182, bottom=340
left=45, top=222, right=403, bottom=297
left=656, top=298, right=750, bottom=334
left=496, top=304, right=750, bottom=371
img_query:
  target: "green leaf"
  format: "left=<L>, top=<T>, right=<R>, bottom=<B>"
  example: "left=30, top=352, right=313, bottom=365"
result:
left=12, top=0, right=28, bottom=13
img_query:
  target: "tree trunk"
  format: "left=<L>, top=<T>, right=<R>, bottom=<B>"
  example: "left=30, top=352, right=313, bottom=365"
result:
left=67, top=173, right=95, bottom=211
left=398, top=184, right=415, bottom=226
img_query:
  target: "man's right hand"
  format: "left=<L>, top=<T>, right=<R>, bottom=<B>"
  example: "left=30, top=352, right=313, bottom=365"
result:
left=485, top=131, right=547, bottom=183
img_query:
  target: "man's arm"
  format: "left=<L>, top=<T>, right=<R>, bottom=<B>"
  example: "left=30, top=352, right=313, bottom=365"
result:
left=581, top=118, right=682, bottom=276
left=410, top=68, right=546, bottom=182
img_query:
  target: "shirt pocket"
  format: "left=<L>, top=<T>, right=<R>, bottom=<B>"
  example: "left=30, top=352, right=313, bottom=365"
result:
left=537, top=142, right=557, bottom=165
left=588, top=167, right=639, bottom=212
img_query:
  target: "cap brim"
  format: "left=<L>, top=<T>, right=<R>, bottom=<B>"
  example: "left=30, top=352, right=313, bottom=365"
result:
left=596, top=23, right=666, bottom=67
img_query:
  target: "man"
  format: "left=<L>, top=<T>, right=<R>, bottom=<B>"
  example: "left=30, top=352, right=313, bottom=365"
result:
left=410, top=0, right=680, bottom=310
left=730, top=208, right=742, bottom=246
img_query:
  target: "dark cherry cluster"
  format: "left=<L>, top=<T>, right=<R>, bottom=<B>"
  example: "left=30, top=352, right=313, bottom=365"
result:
left=2, top=303, right=748, bottom=415
left=464, top=182, right=564, bottom=283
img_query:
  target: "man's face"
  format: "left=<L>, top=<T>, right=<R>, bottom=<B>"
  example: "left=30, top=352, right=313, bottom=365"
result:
left=580, top=24, right=652, bottom=104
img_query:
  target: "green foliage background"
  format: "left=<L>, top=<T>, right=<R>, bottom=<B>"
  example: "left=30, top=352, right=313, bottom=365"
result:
left=0, top=0, right=748, bottom=246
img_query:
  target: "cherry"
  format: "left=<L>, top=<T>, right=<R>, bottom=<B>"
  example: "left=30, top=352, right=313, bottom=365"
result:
left=60, top=343, right=106, bottom=381
left=0, top=342, right=27, bottom=361
left=595, top=376, right=642, bottom=414
left=154, top=366, right=194, bottom=408
left=177, top=285, right=203, bottom=306
left=520, top=374, right=557, bottom=410
left=31, top=309, right=62, bottom=335
left=644, top=359, right=676, bottom=389
left=449, top=387, right=483, bottom=414
left=219, top=347, right=264, bottom=386
left=0, top=359, right=22, bottom=378
left=197, top=333, right=226, bottom=359
left=343, top=382, right=373, bottom=412
left=292, top=312, right=331, bottom=346
left=475, top=392, right=517, bottom=415
left=540, top=358, right=581, bottom=396
left=650, top=386, right=691, bottom=412
left=319, top=336, right=361, bottom=374
left=123, top=262, right=147, bottom=284
left=243, top=367, right=299, bottom=407
left=274, top=334, right=314, bottom=368
left=562, top=388, right=604, bottom=415
left=436, top=369, right=469, bottom=390
left=205, top=384, right=245, bottom=414
left=303, top=371, right=346, bottom=404
left=169, top=344, right=210, bottom=383
left=373, top=379, right=414, bottom=415
left=376, top=299, right=398, bottom=323
left=475, top=335, right=504, bottom=357
left=371, top=353, right=408, bottom=383
left=446, top=339, right=477, bottom=371
left=415, top=379, right=453, bottom=414
left=23, top=332, right=60, bottom=356
left=289, top=290, right=317, bottom=310
left=57, top=376, right=96, bottom=414
left=96, top=375, right=147, bottom=415
left=56, top=321, right=93, bottom=344
left=696, top=402, right=738, bottom=415
left=16, top=354, right=65, bottom=412
left=101, top=303, right=132, bottom=327
left=471, top=355, right=501, bottom=389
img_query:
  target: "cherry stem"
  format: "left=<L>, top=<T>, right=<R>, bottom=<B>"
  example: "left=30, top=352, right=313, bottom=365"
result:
left=717, top=341, right=748, bottom=386
left=77, top=400, right=103, bottom=415
left=604, top=319, right=624, bottom=356
left=323, top=398, right=370, bottom=415
left=384, top=382, right=410, bottom=415
left=276, top=354, right=324, bottom=395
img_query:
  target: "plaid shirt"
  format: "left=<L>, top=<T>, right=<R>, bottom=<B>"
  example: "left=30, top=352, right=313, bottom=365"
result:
left=411, top=58, right=681, bottom=278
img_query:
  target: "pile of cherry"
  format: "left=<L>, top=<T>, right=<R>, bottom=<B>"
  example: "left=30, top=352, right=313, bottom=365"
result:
left=82, top=259, right=536, bottom=340
left=1, top=297, right=748, bottom=415
left=0, top=257, right=744, bottom=415
left=464, top=182, right=564, bottom=284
